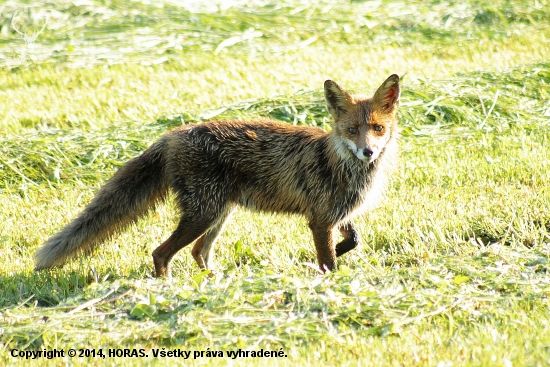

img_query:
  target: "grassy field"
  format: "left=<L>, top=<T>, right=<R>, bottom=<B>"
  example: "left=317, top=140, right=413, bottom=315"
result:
left=1, top=0, right=550, bottom=365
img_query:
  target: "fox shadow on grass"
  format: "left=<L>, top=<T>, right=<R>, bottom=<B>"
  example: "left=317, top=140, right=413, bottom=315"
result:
left=0, top=262, right=154, bottom=308
left=0, top=271, right=86, bottom=308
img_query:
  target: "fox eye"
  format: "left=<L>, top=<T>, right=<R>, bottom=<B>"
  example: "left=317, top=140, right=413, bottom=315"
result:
left=348, top=127, right=358, bottom=134
left=373, top=125, right=384, bottom=132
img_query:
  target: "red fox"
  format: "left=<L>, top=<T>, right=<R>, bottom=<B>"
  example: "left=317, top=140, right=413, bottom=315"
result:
left=35, top=75, right=400, bottom=277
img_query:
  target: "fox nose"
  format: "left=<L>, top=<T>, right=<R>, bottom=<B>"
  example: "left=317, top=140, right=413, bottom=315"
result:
left=363, top=148, right=373, bottom=157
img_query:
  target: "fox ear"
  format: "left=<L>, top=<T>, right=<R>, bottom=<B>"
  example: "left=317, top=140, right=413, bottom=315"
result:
left=372, top=74, right=400, bottom=113
left=324, top=80, right=352, bottom=118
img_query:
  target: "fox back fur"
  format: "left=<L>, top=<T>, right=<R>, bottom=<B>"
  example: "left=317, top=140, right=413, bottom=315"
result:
left=35, top=75, right=401, bottom=277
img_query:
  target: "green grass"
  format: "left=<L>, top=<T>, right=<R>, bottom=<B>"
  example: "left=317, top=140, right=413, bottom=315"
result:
left=1, top=0, right=550, bottom=366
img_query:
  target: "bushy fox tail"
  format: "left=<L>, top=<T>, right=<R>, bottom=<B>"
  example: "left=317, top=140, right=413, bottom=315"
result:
left=35, top=140, right=169, bottom=270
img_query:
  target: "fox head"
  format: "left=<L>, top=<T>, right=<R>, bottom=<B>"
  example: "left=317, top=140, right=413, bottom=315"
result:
left=324, top=75, right=400, bottom=163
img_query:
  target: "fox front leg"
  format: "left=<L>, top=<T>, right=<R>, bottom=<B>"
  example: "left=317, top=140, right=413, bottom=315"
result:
left=308, top=222, right=337, bottom=272
left=335, top=222, right=360, bottom=257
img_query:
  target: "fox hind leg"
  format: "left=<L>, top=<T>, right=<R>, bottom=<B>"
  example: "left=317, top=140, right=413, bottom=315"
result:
left=152, top=208, right=227, bottom=277
left=191, top=206, right=235, bottom=270
left=335, top=222, right=360, bottom=257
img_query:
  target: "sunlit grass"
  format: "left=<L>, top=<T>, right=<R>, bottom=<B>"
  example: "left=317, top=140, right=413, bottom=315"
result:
left=1, top=0, right=550, bottom=366
left=1, top=0, right=549, bottom=130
